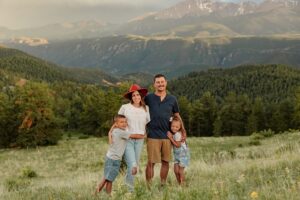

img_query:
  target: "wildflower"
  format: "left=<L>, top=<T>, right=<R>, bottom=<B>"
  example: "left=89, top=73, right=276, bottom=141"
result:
left=250, top=191, right=258, bottom=199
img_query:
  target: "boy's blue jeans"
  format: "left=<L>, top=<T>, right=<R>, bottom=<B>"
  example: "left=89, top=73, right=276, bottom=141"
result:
left=124, top=138, right=144, bottom=191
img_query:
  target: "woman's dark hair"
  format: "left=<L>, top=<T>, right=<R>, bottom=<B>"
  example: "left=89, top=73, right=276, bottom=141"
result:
left=130, top=91, right=147, bottom=112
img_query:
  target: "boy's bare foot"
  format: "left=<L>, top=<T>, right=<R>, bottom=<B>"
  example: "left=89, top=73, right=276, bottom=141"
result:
left=131, top=167, right=137, bottom=175
left=94, top=184, right=102, bottom=195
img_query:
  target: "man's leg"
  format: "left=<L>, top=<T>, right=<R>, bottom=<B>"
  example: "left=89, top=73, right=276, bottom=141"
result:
left=145, top=161, right=155, bottom=183
left=160, top=139, right=172, bottom=185
left=146, top=138, right=160, bottom=185
left=160, top=160, right=169, bottom=185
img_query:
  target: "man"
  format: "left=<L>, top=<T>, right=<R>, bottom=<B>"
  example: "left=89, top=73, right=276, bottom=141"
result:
left=145, top=74, right=186, bottom=186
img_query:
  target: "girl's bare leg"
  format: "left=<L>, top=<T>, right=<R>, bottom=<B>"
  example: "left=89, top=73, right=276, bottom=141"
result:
left=178, top=166, right=185, bottom=185
left=174, top=164, right=181, bottom=184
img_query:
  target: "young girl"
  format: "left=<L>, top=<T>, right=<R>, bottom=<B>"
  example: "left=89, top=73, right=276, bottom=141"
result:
left=167, top=117, right=190, bottom=185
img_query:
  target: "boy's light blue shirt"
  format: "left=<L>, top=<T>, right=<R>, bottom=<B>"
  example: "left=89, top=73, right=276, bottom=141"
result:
left=106, top=128, right=130, bottom=160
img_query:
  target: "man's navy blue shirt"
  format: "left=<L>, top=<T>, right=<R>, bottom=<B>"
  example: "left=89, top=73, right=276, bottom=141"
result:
left=145, top=93, right=179, bottom=139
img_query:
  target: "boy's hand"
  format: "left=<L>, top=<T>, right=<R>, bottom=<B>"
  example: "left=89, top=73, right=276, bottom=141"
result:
left=167, top=131, right=173, bottom=139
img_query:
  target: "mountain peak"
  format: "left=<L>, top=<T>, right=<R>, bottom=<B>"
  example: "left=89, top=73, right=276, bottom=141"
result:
left=153, top=0, right=258, bottom=20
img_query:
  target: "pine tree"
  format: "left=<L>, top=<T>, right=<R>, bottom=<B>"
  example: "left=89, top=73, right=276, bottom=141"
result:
left=13, top=82, right=61, bottom=147
left=190, top=92, right=217, bottom=136
left=177, top=96, right=192, bottom=134
left=293, top=88, right=300, bottom=129
left=0, top=92, right=17, bottom=147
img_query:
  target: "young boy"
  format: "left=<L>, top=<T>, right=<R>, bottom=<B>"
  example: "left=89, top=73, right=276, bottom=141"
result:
left=95, top=114, right=144, bottom=195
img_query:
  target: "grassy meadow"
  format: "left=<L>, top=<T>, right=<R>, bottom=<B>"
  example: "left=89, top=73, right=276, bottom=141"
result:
left=0, top=131, right=300, bottom=200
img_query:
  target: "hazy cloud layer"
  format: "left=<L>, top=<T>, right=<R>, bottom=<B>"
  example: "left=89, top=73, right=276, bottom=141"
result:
left=0, top=0, right=182, bottom=29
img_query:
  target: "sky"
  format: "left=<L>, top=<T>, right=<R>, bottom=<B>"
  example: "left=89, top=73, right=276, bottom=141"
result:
left=0, top=0, right=184, bottom=29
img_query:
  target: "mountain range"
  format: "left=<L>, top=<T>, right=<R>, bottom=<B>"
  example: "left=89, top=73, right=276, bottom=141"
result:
left=1, top=0, right=299, bottom=42
left=118, top=0, right=300, bottom=37
left=6, top=35, right=300, bottom=77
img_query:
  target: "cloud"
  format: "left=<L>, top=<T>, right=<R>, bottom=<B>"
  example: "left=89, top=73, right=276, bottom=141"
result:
left=0, top=0, right=182, bottom=29
left=0, top=0, right=181, bottom=7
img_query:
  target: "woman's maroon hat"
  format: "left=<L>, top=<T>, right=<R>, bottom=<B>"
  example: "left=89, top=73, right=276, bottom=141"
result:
left=123, top=84, right=148, bottom=99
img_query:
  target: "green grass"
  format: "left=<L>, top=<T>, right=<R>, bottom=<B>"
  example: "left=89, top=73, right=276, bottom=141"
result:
left=0, top=132, right=300, bottom=199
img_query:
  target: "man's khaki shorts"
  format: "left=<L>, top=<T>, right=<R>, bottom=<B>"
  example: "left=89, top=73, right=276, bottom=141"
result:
left=147, top=138, right=172, bottom=163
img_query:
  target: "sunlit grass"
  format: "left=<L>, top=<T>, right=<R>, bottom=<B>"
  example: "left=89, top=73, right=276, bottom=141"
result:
left=0, top=132, right=299, bottom=199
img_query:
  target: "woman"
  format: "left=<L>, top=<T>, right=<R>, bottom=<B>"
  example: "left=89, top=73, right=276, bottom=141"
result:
left=113, top=84, right=150, bottom=192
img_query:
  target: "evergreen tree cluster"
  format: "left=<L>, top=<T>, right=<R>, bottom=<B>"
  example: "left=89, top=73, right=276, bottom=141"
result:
left=0, top=75, right=126, bottom=148
left=178, top=91, right=300, bottom=137
left=169, top=64, right=300, bottom=102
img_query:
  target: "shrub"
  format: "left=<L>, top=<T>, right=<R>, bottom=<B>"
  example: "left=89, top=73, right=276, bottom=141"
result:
left=250, top=129, right=275, bottom=141
left=259, top=129, right=275, bottom=138
left=250, top=133, right=264, bottom=140
left=21, top=167, right=37, bottom=178
left=249, top=139, right=261, bottom=146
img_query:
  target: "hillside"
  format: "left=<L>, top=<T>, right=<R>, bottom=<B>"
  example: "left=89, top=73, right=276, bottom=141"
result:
left=0, top=47, right=118, bottom=85
left=6, top=35, right=300, bottom=77
left=0, top=131, right=299, bottom=199
left=169, top=64, right=300, bottom=101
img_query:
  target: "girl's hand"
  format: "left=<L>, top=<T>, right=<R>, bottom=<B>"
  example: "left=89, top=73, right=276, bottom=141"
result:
left=167, top=131, right=173, bottom=139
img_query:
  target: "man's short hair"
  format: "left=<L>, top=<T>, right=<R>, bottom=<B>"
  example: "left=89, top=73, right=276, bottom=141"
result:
left=114, top=114, right=126, bottom=122
left=153, top=74, right=166, bottom=82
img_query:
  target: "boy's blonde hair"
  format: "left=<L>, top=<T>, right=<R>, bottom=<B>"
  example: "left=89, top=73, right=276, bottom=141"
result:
left=113, top=114, right=126, bottom=122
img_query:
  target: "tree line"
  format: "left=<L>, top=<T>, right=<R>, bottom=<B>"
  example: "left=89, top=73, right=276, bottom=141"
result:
left=177, top=91, right=300, bottom=137
left=1, top=64, right=300, bottom=148
left=168, top=64, right=300, bottom=102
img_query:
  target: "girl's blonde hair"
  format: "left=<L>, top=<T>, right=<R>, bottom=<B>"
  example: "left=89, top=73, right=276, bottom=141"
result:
left=171, top=116, right=183, bottom=132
